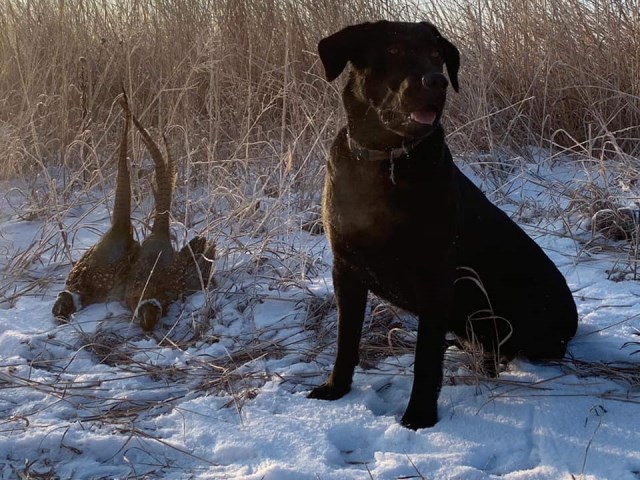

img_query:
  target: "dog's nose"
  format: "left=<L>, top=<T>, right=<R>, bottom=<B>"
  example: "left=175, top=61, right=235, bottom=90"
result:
left=421, top=73, right=449, bottom=90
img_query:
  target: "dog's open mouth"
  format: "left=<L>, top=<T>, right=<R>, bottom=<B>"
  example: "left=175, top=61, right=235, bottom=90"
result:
left=409, top=109, right=437, bottom=125
left=378, top=106, right=441, bottom=137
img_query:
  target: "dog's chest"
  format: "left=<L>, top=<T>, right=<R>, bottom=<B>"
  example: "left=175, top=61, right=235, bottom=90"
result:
left=325, top=155, right=455, bottom=263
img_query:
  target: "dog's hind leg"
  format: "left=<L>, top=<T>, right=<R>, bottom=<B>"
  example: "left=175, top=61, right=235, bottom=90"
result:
left=308, top=260, right=368, bottom=400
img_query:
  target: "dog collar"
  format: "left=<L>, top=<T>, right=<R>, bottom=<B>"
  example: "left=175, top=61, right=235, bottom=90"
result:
left=347, top=131, right=422, bottom=161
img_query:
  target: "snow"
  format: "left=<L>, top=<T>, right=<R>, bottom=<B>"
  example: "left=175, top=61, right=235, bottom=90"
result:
left=0, top=153, right=639, bottom=480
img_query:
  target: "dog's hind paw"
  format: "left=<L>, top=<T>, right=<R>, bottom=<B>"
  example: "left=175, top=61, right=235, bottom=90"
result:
left=400, top=408, right=438, bottom=430
left=307, top=381, right=351, bottom=401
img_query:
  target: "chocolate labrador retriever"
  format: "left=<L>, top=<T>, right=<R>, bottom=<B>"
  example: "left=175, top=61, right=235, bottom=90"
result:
left=308, top=20, right=578, bottom=430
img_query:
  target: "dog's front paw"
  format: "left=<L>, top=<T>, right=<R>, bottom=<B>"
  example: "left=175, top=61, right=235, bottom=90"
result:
left=308, top=381, right=350, bottom=400
left=400, top=408, right=438, bottom=430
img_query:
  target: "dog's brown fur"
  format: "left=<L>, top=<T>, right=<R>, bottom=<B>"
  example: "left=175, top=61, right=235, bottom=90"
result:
left=308, top=21, right=578, bottom=429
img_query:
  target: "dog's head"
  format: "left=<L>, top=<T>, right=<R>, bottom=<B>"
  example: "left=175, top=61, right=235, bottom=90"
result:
left=318, top=21, right=459, bottom=142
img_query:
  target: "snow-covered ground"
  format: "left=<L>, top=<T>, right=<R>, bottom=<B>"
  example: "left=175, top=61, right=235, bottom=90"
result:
left=0, top=152, right=639, bottom=479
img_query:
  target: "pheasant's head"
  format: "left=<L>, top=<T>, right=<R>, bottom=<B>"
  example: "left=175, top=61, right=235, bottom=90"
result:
left=135, top=298, right=162, bottom=331
left=52, top=290, right=81, bottom=322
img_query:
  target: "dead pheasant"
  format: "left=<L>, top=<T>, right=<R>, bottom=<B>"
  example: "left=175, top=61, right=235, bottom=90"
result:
left=125, top=115, right=215, bottom=331
left=180, top=236, right=216, bottom=294
left=52, top=94, right=139, bottom=321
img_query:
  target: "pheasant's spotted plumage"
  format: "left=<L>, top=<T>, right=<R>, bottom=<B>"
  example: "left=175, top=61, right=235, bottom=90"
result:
left=125, top=115, right=216, bottom=331
left=179, top=236, right=216, bottom=293
left=127, top=236, right=216, bottom=330
left=52, top=95, right=139, bottom=321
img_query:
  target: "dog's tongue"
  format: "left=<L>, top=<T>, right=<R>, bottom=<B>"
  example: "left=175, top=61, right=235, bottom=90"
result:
left=410, top=110, right=437, bottom=125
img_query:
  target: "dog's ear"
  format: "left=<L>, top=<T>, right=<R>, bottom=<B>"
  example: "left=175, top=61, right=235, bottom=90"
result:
left=318, top=23, right=373, bottom=82
left=439, top=36, right=460, bottom=92
left=421, top=22, right=460, bottom=92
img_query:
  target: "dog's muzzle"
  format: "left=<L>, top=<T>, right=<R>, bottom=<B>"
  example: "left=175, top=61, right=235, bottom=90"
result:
left=421, top=73, right=449, bottom=90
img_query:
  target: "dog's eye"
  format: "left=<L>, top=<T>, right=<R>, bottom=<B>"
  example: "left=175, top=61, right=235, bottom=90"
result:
left=430, top=50, right=441, bottom=59
left=387, top=47, right=401, bottom=55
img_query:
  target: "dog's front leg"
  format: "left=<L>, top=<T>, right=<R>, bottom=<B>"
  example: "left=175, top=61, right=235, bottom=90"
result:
left=401, top=276, right=452, bottom=430
left=308, top=260, right=368, bottom=400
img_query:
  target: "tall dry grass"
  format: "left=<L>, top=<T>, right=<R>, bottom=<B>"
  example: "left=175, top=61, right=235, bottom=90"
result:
left=447, top=0, right=640, bottom=159
left=1, top=0, right=638, bottom=177
left=0, top=0, right=639, bottom=276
